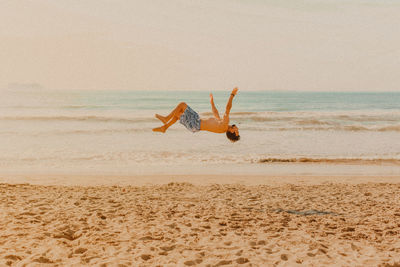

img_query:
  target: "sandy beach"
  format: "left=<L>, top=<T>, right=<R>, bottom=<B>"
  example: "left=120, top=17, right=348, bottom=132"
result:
left=3, top=0, right=400, bottom=265
left=1, top=175, right=399, bottom=266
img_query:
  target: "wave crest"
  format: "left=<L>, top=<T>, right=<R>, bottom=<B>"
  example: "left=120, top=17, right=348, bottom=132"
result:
left=2, top=111, right=400, bottom=132
left=0, top=116, right=152, bottom=123
left=259, top=158, right=400, bottom=165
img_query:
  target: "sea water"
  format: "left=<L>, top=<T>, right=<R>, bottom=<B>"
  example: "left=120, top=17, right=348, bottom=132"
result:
left=1, top=89, right=400, bottom=175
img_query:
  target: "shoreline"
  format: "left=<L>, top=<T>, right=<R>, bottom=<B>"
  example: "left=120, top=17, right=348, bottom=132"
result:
left=1, top=161, right=400, bottom=185
left=0, top=173, right=399, bottom=186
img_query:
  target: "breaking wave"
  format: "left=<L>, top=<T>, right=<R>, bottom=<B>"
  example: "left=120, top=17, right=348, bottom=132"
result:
left=0, top=115, right=152, bottom=123
left=259, top=158, right=400, bottom=165
left=2, top=110, right=400, bottom=132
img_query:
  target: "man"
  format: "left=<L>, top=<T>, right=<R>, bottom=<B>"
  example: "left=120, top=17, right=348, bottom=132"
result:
left=153, top=88, right=240, bottom=142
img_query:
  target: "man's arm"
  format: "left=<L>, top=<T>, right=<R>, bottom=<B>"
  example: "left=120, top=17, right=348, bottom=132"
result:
left=224, top=87, right=238, bottom=119
left=210, top=93, right=220, bottom=119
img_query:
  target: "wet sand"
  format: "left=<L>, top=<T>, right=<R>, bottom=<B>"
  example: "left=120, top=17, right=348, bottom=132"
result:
left=1, top=176, right=400, bottom=266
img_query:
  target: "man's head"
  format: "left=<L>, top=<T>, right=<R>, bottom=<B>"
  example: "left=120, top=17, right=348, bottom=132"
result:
left=226, top=124, right=240, bottom=142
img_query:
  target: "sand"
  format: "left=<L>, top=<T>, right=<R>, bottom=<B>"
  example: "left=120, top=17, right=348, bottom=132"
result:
left=1, top=176, right=400, bottom=266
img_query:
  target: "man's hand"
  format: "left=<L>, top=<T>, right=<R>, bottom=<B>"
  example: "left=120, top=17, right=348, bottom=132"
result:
left=231, top=87, right=238, bottom=96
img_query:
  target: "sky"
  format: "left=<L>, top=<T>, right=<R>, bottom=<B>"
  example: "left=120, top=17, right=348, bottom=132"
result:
left=0, top=0, right=399, bottom=91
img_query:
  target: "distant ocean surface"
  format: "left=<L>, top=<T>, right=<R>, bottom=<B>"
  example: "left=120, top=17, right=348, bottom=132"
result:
left=1, top=89, right=400, bottom=175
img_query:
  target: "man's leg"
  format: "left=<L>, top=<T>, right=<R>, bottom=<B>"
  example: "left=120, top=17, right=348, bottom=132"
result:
left=152, top=116, right=179, bottom=133
left=155, top=102, right=187, bottom=124
left=153, top=102, right=187, bottom=133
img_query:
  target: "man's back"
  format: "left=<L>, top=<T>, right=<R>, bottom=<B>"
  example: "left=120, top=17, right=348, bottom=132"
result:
left=200, top=117, right=229, bottom=133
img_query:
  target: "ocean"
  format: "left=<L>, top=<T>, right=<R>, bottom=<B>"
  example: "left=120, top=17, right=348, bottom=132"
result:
left=1, top=89, right=400, bottom=176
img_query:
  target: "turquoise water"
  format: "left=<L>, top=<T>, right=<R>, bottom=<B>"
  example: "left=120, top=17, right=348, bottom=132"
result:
left=13, top=90, right=399, bottom=112
left=1, top=89, right=400, bottom=175
left=75, top=90, right=400, bottom=111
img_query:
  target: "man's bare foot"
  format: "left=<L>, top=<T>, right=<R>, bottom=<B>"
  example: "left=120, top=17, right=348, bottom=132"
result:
left=152, top=125, right=166, bottom=133
left=155, top=114, right=168, bottom=124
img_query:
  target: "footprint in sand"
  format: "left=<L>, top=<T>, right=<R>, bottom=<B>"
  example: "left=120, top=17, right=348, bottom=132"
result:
left=257, top=240, right=267, bottom=246
left=184, top=259, right=203, bottom=266
left=214, top=260, right=233, bottom=266
left=33, top=256, right=53, bottom=263
left=281, top=254, right=289, bottom=261
left=74, top=248, right=87, bottom=254
left=4, top=255, right=22, bottom=263
left=236, top=257, right=249, bottom=264
left=140, top=254, right=152, bottom=261
left=160, top=245, right=175, bottom=252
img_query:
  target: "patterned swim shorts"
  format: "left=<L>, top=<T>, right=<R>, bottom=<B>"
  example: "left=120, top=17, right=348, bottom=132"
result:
left=179, top=105, right=201, bottom=133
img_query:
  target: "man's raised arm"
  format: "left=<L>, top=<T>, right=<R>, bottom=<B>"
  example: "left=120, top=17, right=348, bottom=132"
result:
left=210, top=93, right=220, bottom=119
left=224, top=87, right=238, bottom=118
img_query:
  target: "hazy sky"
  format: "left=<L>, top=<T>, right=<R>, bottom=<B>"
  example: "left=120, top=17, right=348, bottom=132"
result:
left=1, top=0, right=399, bottom=91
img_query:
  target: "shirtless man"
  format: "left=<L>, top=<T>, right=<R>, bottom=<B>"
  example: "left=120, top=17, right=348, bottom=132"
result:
left=153, top=88, right=240, bottom=142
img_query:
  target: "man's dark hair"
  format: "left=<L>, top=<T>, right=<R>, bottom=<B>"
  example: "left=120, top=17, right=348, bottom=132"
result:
left=226, top=129, right=240, bottom=142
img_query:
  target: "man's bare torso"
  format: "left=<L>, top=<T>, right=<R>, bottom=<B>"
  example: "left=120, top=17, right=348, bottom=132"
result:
left=200, top=116, right=229, bottom=133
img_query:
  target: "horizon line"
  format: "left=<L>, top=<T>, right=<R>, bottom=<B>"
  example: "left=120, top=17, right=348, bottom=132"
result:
left=2, top=87, right=399, bottom=94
